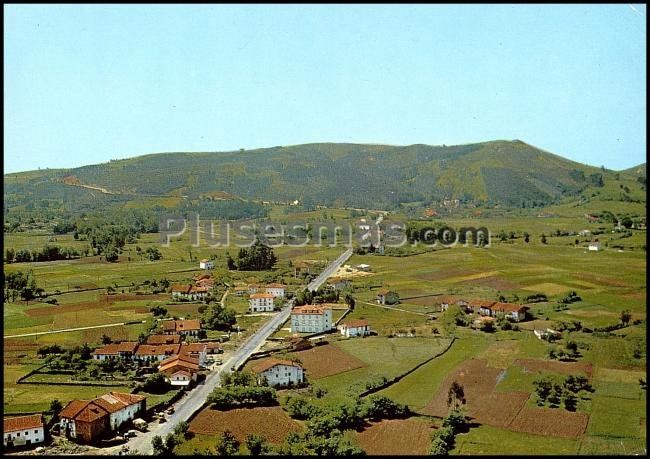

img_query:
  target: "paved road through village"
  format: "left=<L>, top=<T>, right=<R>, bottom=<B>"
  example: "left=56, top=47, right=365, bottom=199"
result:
left=129, top=247, right=352, bottom=454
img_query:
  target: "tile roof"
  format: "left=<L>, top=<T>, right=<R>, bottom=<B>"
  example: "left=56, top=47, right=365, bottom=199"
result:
left=59, top=400, right=93, bottom=420
left=291, top=305, right=329, bottom=315
left=468, top=299, right=496, bottom=308
left=179, top=343, right=207, bottom=355
left=342, top=319, right=369, bottom=328
left=134, top=344, right=181, bottom=356
left=171, top=284, right=192, bottom=293
left=59, top=392, right=145, bottom=422
left=4, top=414, right=44, bottom=432
left=490, top=302, right=529, bottom=313
left=250, top=358, right=302, bottom=374
left=265, top=283, right=285, bottom=289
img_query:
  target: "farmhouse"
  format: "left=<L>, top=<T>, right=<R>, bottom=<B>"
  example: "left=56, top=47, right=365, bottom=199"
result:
left=265, top=283, right=285, bottom=298
left=290, top=305, right=333, bottom=333
left=489, top=302, right=529, bottom=322
left=376, top=288, right=399, bottom=305
left=146, top=334, right=181, bottom=345
left=534, top=328, right=562, bottom=340
left=248, top=283, right=261, bottom=294
left=468, top=299, right=496, bottom=315
left=133, top=344, right=181, bottom=362
left=162, top=319, right=202, bottom=336
left=199, top=259, right=214, bottom=270
left=158, top=355, right=200, bottom=386
left=339, top=319, right=371, bottom=338
left=251, top=358, right=304, bottom=387
left=92, top=342, right=138, bottom=361
left=59, top=392, right=145, bottom=444
left=179, top=342, right=208, bottom=365
left=578, top=229, right=591, bottom=236
left=588, top=242, right=601, bottom=251
left=327, top=277, right=352, bottom=291
left=171, top=284, right=210, bottom=301
left=249, top=293, right=275, bottom=312
left=356, top=264, right=371, bottom=272
left=195, top=277, right=215, bottom=289
left=4, top=414, right=45, bottom=448
left=233, top=285, right=249, bottom=296
left=439, top=295, right=465, bottom=312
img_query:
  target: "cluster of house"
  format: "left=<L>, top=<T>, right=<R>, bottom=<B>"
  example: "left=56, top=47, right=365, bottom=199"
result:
left=171, top=273, right=215, bottom=301
left=439, top=296, right=529, bottom=322
left=92, top=320, right=221, bottom=386
left=245, top=283, right=285, bottom=312
left=58, top=392, right=146, bottom=443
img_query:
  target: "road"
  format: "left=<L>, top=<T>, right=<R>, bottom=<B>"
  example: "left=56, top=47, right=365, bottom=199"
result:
left=129, top=248, right=352, bottom=454
left=3, top=320, right=147, bottom=339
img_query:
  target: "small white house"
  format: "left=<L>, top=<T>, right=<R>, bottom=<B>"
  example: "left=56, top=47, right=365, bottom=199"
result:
left=339, top=319, right=371, bottom=338
left=356, top=264, right=371, bottom=272
left=249, top=293, right=275, bottom=312
left=199, top=259, right=214, bottom=270
left=251, top=358, right=304, bottom=387
left=588, top=242, right=601, bottom=251
left=4, top=415, right=45, bottom=448
left=265, top=283, right=285, bottom=298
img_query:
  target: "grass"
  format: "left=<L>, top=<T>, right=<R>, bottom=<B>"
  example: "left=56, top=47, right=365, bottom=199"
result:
left=587, top=395, right=646, bottom=438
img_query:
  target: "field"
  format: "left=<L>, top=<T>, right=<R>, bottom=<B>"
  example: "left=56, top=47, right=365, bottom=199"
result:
left=187, top=406, right=305, bottom=442
left=353, top=417, right=436, bottom=455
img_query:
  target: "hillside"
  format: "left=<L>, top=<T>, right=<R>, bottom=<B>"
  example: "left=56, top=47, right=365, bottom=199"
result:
left=4, top=140, right=646, bottom=217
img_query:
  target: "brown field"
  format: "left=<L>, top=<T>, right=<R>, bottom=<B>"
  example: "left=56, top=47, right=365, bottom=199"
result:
left=570, top=272, right=631, bottom=288
left=508, top=406, right=589, bottom=438
left=24, top=293, right=168, bottom=317
left=422, top=359, right=528, bottom=428
left=354, top=418, right=436, bottom=455
left=514, top=358, right=593, bottom=378
left=288, top=343, right=367, bottom=379
left=188, top=406, right=304, bottom=443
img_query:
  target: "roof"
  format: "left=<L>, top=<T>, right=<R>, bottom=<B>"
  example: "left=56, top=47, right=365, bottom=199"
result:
left=205, top=341, right=221, bottom=350
left=250, top=293, right=274, bottom=299
left=193, top=273, right=212, bottom=281
left=73, top=403, right=109, bottom=423
left=200, top=259, right=210, bottom=263
left=179, top=343, right=207, bottom=354
left=159, top=358, right=200, bottom=374
left=342, top=319, right=369, bottom=328
left=162, top=320, right=202, bottom=333
left=250, top=358, right=302, bottom=374
left=437, top=295, right=458, bottom=304
left=490, top=302, right=529, bottom=313
left=171, top=284, right=192, bottom=293
left=357, top=264, right=370, bottom=268
left=93, top=342, right=139, bottom=355
left=160, top=354, right=200, bottom=368
left=468, top=299, right=496, bottom=308
left=170, top=370, right=192, bottom=378
left=376, top=288, right=396, bottom=296
left=265, top=283, right=285, bottom=289
left=195, top=279, right=214, bottom=287
left=134, top=344, right=181, bottom=356
left=291, top=305, right=330, bottom=315
left=4, top=414, right=44, bottom=432
left=59, top=400, right=93, bottom=420
left=146, top=334, right=181, bottom=345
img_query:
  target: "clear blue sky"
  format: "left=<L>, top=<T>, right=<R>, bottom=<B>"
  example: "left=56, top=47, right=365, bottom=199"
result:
left=4, top=4, right=646, bottom=173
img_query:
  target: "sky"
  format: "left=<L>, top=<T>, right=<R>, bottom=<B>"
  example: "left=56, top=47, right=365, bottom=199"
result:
left=4, top=4, right=647, bottom=173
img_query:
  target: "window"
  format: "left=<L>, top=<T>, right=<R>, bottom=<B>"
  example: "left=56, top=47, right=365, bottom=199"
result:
left=34, top=430, right=38, bottom=434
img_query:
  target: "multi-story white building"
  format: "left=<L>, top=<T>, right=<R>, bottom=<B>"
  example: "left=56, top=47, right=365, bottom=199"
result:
left=251, top=358, right=304, bottom=387
left=290, top=305, right=333, bottom=333
left=265, top=283, right=285, bottom=298
left=199, top=259, right=214, bottom=269
left=4, top=415, right=45, bottom=448
left=249, top=293, right=275, bottom=312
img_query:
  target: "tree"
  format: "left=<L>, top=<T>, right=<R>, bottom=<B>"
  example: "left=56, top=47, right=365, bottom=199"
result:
left=523, top=232, right=530, bottom=243
left=101, top=334, right=112, bottom=345
left=540, top=234, right=547, bottom=244
left=142, top=372, right=169, bottom=394
left=173, top=420, right=191, bottom=440
left=447, top=382, right=466, bottom=410
left=245, top=434, right=269, bottom=455
left=151, top=436, right=165, bottom=456
left=216, top=430, right=240, bottom=455
left=533, top=376, right=554, bottom=403
left=49, top=399, right=63, bottom=415
left=620, top=310, right=632, bottom=326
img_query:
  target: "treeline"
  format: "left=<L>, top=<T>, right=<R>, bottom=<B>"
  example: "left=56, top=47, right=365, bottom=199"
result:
left=6, top=245, right=83, bottom=263
left=5, top=270, right=43, bottom=301
left=226, top=240, right=277, bottom=271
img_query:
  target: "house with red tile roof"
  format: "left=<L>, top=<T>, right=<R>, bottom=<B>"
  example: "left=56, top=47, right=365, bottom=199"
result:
left=171, top=284, right=209, bottom=301
left=161, top=319, right=202, bottom=336
left=145, top=334, right=181, bottom=345
left=133, top=344, right=181, bottom=362
left=59, top=392, right=145, bottom=443
left=265, top=283, right=285, bottom=298
left=338, top=319, right=371, bottom=338
left=158, top=355, right=201, bottom=387
left=3, top=414, right=44, bottom=448
left=290, top=305, right=333, bottom=333
left=92, top=342, right=138, bottom=361
left=250, top=358, right=304, bottom=387
left=249, top=293, right=275, bottom=312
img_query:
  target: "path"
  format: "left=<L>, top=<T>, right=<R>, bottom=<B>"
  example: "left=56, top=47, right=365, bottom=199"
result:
left=129, top=249, right=353, bottom=454
left=4, top=320, right=147, bottom=339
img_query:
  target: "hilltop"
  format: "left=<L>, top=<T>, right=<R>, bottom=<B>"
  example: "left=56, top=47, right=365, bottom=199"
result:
left=4, top=140, right=646, bottom=217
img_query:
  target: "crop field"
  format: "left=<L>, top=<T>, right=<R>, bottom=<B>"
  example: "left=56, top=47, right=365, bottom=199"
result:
left=188, top=406, right=305, bottom=442
left=287, top=343, right=367, bottom=379
left=353, top=417, right=437, bottom=455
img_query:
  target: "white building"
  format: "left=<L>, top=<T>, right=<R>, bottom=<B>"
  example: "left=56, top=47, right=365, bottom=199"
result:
left=265, top=283, right=285, bottom=298
left=356, top=264, right=371, bottom=272
left=339, top=319, right=371, bottom=338
left=199, top=259, right=214, bottom=269
left=251, top=358, right=304, bottom=387
left=4, top=415, right=45, bottom=448
left=249, top=293, right=275, bottom=312
left=290, top=305, right=333, bottom=333
left=588, top=242, right=601, bottom=251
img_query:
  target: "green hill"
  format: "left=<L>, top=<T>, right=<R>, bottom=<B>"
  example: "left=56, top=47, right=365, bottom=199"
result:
left=4, top=140, right=646, bottom=217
